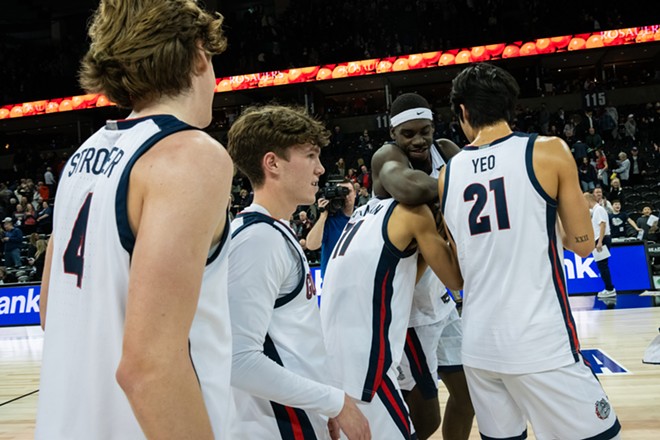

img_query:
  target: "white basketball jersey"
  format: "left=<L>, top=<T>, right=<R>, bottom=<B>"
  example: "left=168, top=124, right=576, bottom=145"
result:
left=36, top=115, right=234, bottom=439
left=409, top=142, right=455, bottom=327
left=230, top=209, right=335, bottom=438
left=321, top=198, right=418, bottom=402
left=442, top=132, right=580, bottom=374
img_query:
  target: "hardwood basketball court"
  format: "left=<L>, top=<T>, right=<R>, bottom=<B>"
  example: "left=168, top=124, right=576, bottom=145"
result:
left=1, top=298, right=659, bottom=439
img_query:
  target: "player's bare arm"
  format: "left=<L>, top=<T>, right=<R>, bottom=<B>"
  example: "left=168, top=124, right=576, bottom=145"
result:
left=533, top=136, right=594, bottom=257
left=39, top=235, right=55, bottom=330
left=389, top=204, right=463, bottom=291
left=116, top=131, right=232, bottom=439
left=306, top=198, right=329, bottom=251
left=434, top=138, right=461, bottom=163
left=372, top=143, right=438, bottom=204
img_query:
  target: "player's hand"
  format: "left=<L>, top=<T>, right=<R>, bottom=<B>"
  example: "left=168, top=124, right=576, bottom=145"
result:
left=327, top=417, right=341, bottom=440
left=335, top=394, right=370, bottom=440
left=596, top=242, right=603, bottom=252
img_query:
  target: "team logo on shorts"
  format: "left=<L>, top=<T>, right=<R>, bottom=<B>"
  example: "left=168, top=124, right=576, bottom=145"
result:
left=306, top=273, right=317, bottom=299
left=595, top=398, right=611, bottom=420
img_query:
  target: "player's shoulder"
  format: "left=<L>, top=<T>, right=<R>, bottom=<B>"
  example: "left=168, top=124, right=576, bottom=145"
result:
left=533, top=134, right=573, bottom=163
left=156, top=129, right=229, bottom=164
left=372, top=142, right=407, bottom=166
left=231, top=218, right=294, bottom=255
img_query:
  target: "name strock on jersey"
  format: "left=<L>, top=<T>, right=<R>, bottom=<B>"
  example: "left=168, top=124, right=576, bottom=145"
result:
left=321, top=198, right=418, bottom=402
left=442, top=132, right=580, bottom=374
left=36, top=116, right=234, bottom=440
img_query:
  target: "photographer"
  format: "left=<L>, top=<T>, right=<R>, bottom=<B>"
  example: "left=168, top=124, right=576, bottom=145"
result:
left=306, top=179, right=356, bottom=279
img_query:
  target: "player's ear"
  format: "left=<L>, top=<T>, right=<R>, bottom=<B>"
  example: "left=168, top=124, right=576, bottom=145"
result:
left=459, top=104, right=468, bottom=124
left=262, top=151, right=279, bottom=177
left=390, top=126, right=396, bottom=140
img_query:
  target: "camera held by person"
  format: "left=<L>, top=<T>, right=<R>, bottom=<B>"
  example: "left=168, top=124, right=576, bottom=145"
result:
left=318, top=175, right=350, bottom=214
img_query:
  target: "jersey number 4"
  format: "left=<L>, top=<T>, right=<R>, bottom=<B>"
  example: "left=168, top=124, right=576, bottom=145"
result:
left=464, top=177, right=510, bottom=235
left=63, top=193, right=93, bottom=288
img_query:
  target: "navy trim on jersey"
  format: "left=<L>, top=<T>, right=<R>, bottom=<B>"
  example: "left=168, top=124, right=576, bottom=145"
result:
left=546, top=205, right=580, bottom=360
left=524, top=133, right=557, bottom=206
left=263, top=335, right=318, bottom=440
left=233, top=211, right=306, bottom=308
left=480, top=429, right=528, bottom=440
left=188, top=339, right=200, bottom=385
left=441, top=159, right=452, bottom=214
left=206, top=214, right=230, bottom=265
left=463, top=132, right=516, bottom=151
left=376, top=374, right=416, bottom=439
left=115, top=115, right=196, bottom=255
left=361, top=246, right=401, bottom=402
left=380, top=201, right=417, bottom=259
left=404, top=328, right=438, bottom=399
left=582, top=418, right=621, bottom=440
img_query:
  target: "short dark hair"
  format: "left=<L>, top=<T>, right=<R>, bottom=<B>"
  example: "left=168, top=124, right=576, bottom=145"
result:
left=390, top=93, right=431, bottom=117
left=450, top=63, right=520, bottom=130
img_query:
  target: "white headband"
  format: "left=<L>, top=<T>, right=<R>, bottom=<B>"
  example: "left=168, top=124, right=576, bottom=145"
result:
left=390, top=107, right=433, bottom=128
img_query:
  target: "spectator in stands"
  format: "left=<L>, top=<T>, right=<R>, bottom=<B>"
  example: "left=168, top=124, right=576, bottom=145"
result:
left=585, top=127, right=603, bottom=152
left=293, top=210, right=314, bottom=240
left=233, top=188, right=252, bottom=213
left=1, top=217, right=23, bottom=268
left=612, top=152, right=631, bottom=185
left=334, top=158, right=346, bottom=177
left=628, top=146, right=647, bottom=186
left=44, top=167, right=57, bottom=197
left=609, top=200, right=641, bottom=239
left=636, top=205, right=659, bottom=242
left=571, top=138, right=589, bottom=164
left=22, top=204, right=37, bottom=235
left=356, top=185, right=370, bottom=207
left=603, top=102, right=619, bottom=140
left=28, top=239, right=48, bottom=280
left=359, top=130, right=375, bottom=154
left=37, top=181, right=50, bottom=201
left=624, top=114, right=637, bottom=148
left=12, top=204, right=26, bottom=225
left=357, top=164, right=371, bottom=191
left=346, top=168, right=358, bottom=185
left=594, top=149, right=609, bottom=188
left=608, top=178, right=625, bottom=205
left=579, top=157, right=598, bottom=191
left=593, top=187, right=613, bottom=214
left=36, top=200, right=53, bottom=234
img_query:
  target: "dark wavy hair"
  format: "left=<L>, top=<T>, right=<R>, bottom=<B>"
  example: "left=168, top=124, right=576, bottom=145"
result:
left=450, top=63, right=520, bottom=129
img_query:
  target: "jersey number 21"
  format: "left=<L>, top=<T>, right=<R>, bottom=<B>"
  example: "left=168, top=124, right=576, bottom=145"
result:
left=464, top=177, right=510, bottom=235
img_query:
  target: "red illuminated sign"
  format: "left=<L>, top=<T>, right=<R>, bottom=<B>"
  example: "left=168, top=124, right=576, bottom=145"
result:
left=1, top=25, right=658, bottom=120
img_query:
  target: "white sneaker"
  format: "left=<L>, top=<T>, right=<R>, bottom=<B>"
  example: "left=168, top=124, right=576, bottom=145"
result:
left=597, top=289, right=617, bottom=299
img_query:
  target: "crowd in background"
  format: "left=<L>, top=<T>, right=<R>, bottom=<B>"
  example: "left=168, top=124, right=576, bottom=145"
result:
left=0, top=0, right=654, bottom=105
left=1, top=0, right=660, bottom=281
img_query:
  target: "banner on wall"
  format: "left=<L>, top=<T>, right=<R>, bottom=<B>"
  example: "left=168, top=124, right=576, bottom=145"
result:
left=0, top=243, right=651, bottom=327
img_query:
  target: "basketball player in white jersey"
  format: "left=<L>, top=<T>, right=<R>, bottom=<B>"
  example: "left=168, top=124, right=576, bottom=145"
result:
left=36, top=1, right=235, bottom=439
left=440, top=63, right=621, bottom=439
left=321, top=170, right=463, bottom=438
left=226, top=105, right=370, bottom=440
left=370, top=93, right=474, bottom=440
